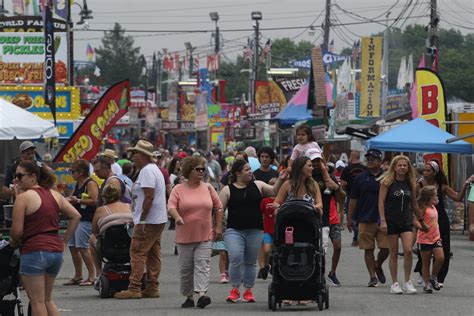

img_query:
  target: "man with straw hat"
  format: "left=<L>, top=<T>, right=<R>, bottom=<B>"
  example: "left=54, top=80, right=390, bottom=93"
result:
left=114, top=140, right=167, bottom=299
left=99, top=148, right=122, bottom=176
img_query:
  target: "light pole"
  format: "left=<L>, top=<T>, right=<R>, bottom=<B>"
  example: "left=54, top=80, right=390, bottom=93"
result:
left=251, top=11, right=262, bottom=114
left=185, top=42, right=195, bottom=78
left=0, top=0, right=9, bottom=16
left=209, top=12, right=219, bottom=79
left=68, top=0, right=93, bottom=85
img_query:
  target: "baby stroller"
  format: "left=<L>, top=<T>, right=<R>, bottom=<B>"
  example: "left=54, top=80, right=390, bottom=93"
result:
left=267, top=199, right=329, bottom=311
left=0, top=244, right=25, bottom=316
left=97, top=224, right=133, bottom=298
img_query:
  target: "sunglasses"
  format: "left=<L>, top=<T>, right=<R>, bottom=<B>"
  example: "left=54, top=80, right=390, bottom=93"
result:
left=15, top=173, right=31, bottom=180
left=193, top=167, right=206, bottom=172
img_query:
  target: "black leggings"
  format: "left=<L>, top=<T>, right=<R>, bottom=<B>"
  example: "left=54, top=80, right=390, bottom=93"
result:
left=414, top=215, right=450, bottom=283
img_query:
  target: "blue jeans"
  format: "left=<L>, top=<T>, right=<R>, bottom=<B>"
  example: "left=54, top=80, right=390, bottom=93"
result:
left=224, top=228, right=263, bottom=288
left=20, top=251, right=63, bottom=276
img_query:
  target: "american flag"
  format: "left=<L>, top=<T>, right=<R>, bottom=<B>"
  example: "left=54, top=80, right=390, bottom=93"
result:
left=207, top=53, right=219, bottom=71
left=260, top=39, right=271, bottom=62
left=329, top=39, right=334, bottom=53
left=243, top=46, right=253, bottom=61
left=351, top=40, right=360, bottom=61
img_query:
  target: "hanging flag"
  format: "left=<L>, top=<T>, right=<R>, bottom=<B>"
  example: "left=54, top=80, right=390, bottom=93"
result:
left=12, top=0, right=25, bottom=15
left=396, top=56, right=407, bottom=90
left=172, top=52, right=180, bottom=72
left=329, top=39, right=334, bottom=53
left=43, top=2, right=57, bottom=125
left=260, top=39, right=271, bottom=62
left=243, top=46, right=253, bottom=62
left=53, top=80, right=130, bottom=162
left=359, top=37, right=382, bottom=117
left=207, top=54, right=219, bottom=71
left=183, top=52, right=190, bottom=71
left=163, top=54, right=173, bottom=72
left=431, top=50, right=439, bottom=72
left=351, top=40, right=360, bottom=61
left=406, top=54, right=414, bottom=86
left=53, top=0, right=68, bottom=20
left=86, top=44, right=94, bottom=61
left=409, top=54, right=425, bottom=118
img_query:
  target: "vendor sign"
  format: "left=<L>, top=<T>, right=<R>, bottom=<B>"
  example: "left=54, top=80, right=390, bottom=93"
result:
left=53, top=80, right=130, bottom=163
left=416, top=68, right=448, bottom=175
left=0, top=16, right=67, bottom=32
left=0, top=32, right=68, bottom=84
left=359, top=37, right=382, bottom=117
left=0, top=85, right=79, bottom=120
left=255, top=81, right=287, bottom=116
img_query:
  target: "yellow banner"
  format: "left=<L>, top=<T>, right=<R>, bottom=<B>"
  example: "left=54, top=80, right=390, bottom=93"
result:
left=360, top=37, right=382, bottom=117
left=416, top=68, right=448, bottom=175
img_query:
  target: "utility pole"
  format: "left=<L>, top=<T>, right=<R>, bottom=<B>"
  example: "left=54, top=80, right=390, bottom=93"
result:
left=427, top=0, right=439, bottom=67
left=322, top=0, right=331, bottom=51
left=251, top=12, right=262, bottom=114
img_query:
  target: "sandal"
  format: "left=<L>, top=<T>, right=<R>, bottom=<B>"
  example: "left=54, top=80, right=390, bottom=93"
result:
left=63, top=278, right=82, bottom=286
left=79, top=279, right=95, bottom=286
left=297, top=300, right=310, bottom=306
left=283, top=300, right=292, bottom=306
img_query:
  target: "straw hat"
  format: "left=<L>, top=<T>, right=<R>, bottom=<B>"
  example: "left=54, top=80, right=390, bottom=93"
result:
left=126, top=140, right=154, bottom=157
left=100, top=149, right=118, bottom=159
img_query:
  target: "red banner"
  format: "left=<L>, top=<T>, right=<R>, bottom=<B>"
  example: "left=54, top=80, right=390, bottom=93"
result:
left=54, top=80, right=130, bottom=162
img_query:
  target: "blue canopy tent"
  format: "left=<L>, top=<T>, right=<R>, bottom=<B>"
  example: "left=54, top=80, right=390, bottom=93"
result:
left=275, top=83, right=312, bottom=125
left=366, top=118, right=472, bottom=154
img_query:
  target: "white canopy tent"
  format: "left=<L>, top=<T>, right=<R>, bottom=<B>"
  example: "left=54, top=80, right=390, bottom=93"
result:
left=0, top=99, right=59, bottom=174
left=0, top=99, right=59, bottom=140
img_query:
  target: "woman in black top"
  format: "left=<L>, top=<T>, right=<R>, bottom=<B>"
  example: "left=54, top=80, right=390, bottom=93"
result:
left=64, top=159, right=99, bottom=286
left=379, top=155, right=427, bottom=294
left=414, top=160, right=473, bottom=286
left=219, top=159, right=281, bottom=303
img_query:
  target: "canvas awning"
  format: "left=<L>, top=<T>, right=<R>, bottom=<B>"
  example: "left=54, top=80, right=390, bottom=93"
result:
left=366, top=118, right=472, bottom=154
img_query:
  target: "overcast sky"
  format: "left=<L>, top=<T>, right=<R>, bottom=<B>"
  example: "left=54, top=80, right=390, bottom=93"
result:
left=11, top=0, right=474, bottom=63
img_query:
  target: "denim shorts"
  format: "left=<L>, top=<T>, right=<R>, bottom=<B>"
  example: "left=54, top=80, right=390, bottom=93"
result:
left=262, top=233, right=273, bottom=245
left=68, top=221, right=92, bottom=248
left=20, top=251, right=63, bottom=276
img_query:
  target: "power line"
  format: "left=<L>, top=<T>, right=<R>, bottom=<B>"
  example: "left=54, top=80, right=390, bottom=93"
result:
left=77, top=16, right=429, bottom=34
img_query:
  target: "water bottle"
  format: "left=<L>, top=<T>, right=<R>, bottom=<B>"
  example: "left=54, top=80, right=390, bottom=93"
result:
left=81, top=192, right=89, bottom=209
left=285, top=227, right=294, bottom=245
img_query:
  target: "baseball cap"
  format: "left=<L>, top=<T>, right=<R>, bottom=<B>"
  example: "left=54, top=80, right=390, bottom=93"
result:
left=305, top=148, right=322, bottom=161
left=177, top=152, right=188, bottom=159
left=152, top=151, right=162, bottom=158
left=335, top=160, right=346, bottom=169
left=365, top=149, right=383, bottom=160
left=19, top=141, right=36, bottom=152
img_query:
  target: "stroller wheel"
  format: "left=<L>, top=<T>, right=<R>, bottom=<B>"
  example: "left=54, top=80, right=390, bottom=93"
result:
left=317, top=293, right=323, bottom=311
left=325, top=283, right=329, bottom=309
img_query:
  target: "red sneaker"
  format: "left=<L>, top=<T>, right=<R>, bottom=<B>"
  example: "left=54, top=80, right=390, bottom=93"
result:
left=226, top=288, right=240, bottom=303
left=242, top=289, right=255, bottom=303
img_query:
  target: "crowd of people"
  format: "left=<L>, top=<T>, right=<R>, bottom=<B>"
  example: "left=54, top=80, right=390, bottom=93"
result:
left=3, top=126, right=474, bottom=313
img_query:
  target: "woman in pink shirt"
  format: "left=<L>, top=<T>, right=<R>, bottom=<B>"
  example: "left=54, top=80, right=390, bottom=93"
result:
left=168, top=156, right=223, bottom=309
left=414, top=186, right=444, bottom=294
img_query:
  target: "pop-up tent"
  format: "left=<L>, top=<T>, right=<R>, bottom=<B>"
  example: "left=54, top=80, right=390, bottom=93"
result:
left=275, top=83, right=313, bottom=125
left=0, top=99, right=59, bottom=139
left=366, top=118, right=472, bottom=154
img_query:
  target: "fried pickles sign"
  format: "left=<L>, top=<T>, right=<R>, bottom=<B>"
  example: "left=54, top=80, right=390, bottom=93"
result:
left=53, top=80, right=130, bottom=163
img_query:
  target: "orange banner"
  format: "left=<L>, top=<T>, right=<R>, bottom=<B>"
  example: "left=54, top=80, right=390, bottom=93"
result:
left=54, top=80, right=130, bottom=162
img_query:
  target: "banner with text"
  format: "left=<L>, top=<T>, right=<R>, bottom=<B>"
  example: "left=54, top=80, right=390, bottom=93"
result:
left=416, top=68, right=448, bottom=175
left=53, top=80, right=130, bottom=162
left=0, top=16, right=67, bottom=32
left=359, top=37, right=382, bottom=117
left=0, top=32, right=68, bottom=84
left=255, top=81, right=287, bottom=116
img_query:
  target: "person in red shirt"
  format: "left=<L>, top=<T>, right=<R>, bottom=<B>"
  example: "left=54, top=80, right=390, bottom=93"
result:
left=258, top=197, right=276, bottom=280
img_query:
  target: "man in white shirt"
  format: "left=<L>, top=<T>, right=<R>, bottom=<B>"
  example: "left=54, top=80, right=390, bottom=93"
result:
left=114, top=140, right=167, bottom=299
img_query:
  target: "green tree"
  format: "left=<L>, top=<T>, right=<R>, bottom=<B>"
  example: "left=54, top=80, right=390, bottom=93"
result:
left=94, top=23, right=143, bottom=86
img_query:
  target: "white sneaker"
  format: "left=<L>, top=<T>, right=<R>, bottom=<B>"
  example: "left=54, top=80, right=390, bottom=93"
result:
left=403, top=280, right=417, bottom=294
left=390, top=282, right=403, bottom=294
left=416, top=273, right=424, bottom=285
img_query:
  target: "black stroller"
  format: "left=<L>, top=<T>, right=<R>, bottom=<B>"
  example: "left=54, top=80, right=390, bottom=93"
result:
left=0, top=245, right=25, bottom=316
left=97, top=224, right=133, bottom=298
left=267, top=199, right=329, bottom=311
